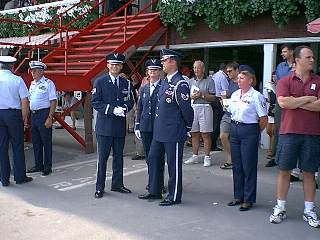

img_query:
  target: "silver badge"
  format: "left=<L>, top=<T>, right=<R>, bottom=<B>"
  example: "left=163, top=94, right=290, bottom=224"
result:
left=181, top=93, right=189, bottom=101
left=166, top=97, right=172, bottom=103
left=92, top=88, right=96, bottom=94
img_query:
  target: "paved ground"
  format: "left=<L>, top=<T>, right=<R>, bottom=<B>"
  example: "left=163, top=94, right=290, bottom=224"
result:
left=0, top=127, right=319, bottom=240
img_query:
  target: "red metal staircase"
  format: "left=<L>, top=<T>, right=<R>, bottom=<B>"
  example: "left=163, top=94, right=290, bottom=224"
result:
left=40, top=2, right=163, bottom=91
left=1, top=0, right=166, bottom=152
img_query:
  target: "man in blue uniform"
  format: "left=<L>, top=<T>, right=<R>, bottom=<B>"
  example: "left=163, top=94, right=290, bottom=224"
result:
left=92, top=52, right=134, bottom=198
left=27, top=61, right=57, bottom=176
left=135, top=59, right=165, bottom=196
left=141, top=49, right=194, bottom=206
left=0, top=56, right=32, bottom=186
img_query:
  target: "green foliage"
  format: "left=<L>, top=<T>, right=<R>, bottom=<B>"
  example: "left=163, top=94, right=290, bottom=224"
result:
left=157, top=0, right=320, bottom=38
left=0, top=1, right=98, bottom=38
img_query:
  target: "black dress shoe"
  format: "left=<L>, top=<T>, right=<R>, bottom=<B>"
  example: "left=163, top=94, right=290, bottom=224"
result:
left=111, top=186, right=132, bottom=193
left=42, top=169, right=53, bottom=176
left=265, top=159, right=277, bottom=167
left=94, top=190, right=104, bottom=198
left=290, top=175, right=300, bottom=182
left=27, top=166, right=43, bottom=173
left=16, top=176, right=33, bottom=184
left=227, top=199, right=243, bottom=206
left=159, top=198, right=181, bottom=206
left=2, top=181, right=10, bottom=187
left=131, top=155, right=145, bottom=160
left=239, top=203, right=253, bottom=211
left=138, top=193, right=162, bottom=200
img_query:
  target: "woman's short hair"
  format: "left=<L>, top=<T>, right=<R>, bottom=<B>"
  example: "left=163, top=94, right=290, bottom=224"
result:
left=239, top=71, right=257, bottom=86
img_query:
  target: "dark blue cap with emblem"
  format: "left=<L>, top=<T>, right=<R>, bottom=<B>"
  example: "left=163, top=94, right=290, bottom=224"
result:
left=239, top=65, right=255, bottom=75
left=29, top=60, right=47, bottom=70
left=106, top=52, right=125, bottom=64
left=145, top=59, right=162, bottom=70
left=160, top=48, right=182, bottom=61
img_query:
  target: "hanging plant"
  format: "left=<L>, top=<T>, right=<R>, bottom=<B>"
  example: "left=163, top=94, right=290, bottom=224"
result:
left=157, top=0, right=320, bottom=38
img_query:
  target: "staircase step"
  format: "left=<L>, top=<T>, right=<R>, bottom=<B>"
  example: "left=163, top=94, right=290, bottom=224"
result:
left=46, top=61, right=99, bottom=67
left=68, top=46, right=115, bottom=52
left=44, top=70, right=88, bottom=75
left=93, top=25, right=143, bottom=34
left=101, top=17, right=155, bottom=27
left=51, top=53, right=106, bottom=60
left=108, top=13, right=158, bottom=22
left=71, top=38, right=124, bottom=46
left=79, top=32, right=135, bottom=39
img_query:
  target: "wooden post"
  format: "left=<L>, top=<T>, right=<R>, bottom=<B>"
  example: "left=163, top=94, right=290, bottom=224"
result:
left=84, top=92, right=94, bottom=153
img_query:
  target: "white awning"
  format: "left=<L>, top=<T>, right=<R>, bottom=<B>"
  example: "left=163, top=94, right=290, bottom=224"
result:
left=0, top=31, right=78, bottom=48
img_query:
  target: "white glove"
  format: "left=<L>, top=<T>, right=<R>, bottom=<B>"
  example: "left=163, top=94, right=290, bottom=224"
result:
left=113, top=107, right=125, bottom=117
left=135, top=129, right=141, bottom=140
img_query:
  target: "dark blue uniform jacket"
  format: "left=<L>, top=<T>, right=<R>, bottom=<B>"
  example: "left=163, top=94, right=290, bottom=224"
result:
left=136, top=80, right=162, bottom=133
left=92, top=74, right=134, bottom=137
left=153, top=72, right=194, bottom=142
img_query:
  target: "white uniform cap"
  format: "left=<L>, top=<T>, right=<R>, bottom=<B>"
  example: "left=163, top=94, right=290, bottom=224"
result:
left=0, top=56, right=17, bottom=63
left=29, top=60, right=47, bottom=70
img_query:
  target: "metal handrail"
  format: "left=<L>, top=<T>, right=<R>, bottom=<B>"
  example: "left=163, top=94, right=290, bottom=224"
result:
left=90, top=0, right=158, bottom=52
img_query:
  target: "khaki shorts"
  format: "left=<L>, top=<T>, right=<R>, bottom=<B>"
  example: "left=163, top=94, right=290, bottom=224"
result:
left=220, top=113, right=231, bottom=134
left=191, top=104, right=213, bottom=133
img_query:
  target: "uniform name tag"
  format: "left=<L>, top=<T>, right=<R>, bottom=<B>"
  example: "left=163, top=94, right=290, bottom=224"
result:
left=311, top=83, right=316, bottom=90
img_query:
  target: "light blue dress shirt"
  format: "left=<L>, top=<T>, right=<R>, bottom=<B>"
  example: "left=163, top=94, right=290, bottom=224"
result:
left=29, top=76, right=57, bottom=110
left=0, top=70, right=29, bottom=109
left=212, top=70, right=229, bottom=97
left=228, top=87, right=267, bottom=124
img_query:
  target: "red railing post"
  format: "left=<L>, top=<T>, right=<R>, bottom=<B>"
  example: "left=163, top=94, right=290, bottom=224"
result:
left=124, top=7, right=127, bottom=42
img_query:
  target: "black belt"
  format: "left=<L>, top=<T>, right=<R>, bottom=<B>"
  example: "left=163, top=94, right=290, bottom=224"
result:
left=31, top=108, right=49, bottom=114
left=231, top=120, right=258, bottom=125
left=0, top=108, right=20, bottom=111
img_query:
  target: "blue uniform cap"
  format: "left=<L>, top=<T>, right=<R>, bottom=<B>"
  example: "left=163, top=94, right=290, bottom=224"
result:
left=160, top=48, right=182, bottom=61
left=29, top=60, right=47, bottom=70
left=239, top=65, right=255, bottom=75
left=106, top=53, right=125, bottom=64
left=145, top=59, right=162, bottom=70
left=0, top=56, right=17, bottom=63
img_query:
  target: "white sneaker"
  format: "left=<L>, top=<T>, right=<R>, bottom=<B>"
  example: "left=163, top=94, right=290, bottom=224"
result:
left=303, top=208, right=320, bottom=228
left=203, top=156, right=211, bottom=167
left=269, top=205, right=287, bottom=224
left=184, top=155, right=200, bottom=165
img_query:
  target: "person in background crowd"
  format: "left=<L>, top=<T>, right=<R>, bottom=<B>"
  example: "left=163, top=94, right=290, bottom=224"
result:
left=265, top=44, right=294, bottom=168
left=219, top=62, right=239, bottom=170
left=0, top=56, right=32, bottom=186
left=226, top=66, right=267, bottom=211
left=55, top=92, right=83, bottom=130
left=127, top=73, right=145, bottom=160
left=264, top=72, right=277, bottom=160
left=269, top=46, right=320, bottom=228
left=184, top=60, right=215, bottom=167
left=141, top=49, right=194, bottom=206
left=211, top=63, right=228, bottom=152
left=27, top=60, right=57, bottom=176
left=91, top=52, right=134, bottom=199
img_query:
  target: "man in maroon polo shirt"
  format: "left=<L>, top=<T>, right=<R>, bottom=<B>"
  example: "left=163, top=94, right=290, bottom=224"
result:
left=269, top=46, right=320, bottom=228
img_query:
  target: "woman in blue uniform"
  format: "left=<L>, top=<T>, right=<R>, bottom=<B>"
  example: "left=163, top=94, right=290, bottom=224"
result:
left=225, top=66, right=267, bottom=211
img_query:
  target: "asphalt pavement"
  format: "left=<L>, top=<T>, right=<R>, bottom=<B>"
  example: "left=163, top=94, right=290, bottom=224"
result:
left=0, top=128, right=319, bottom=240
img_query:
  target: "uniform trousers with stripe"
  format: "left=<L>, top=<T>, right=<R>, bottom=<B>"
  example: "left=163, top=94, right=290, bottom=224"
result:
left=141, top=132, right=164, bottom=189
left=148, top=140, right=184, bottom=201
left=230, top=122, right=260, bottom=203
left=0, top=109, right=27, bottom=184
left=96, top=135, right=125, bottom=191
left=31, top=108, right=52, bottom=172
